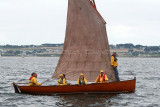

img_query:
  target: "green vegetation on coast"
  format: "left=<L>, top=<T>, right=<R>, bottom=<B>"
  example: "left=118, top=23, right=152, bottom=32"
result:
left=0, top=43, right=160, bottom=57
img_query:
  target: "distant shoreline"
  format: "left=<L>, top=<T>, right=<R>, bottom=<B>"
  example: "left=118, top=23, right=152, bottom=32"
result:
left=1, top=43, right=160, bottom=58
left=1, top=56, right=160, bottom=58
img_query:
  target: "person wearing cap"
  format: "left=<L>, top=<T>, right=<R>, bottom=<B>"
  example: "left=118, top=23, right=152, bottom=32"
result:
left=77, top=73, right=87, bottom=85
left=95, top=70, right=109, bottom=83
left=111, top=52, right=120, bottom=81
left=57, top=74, right=67, bottom=85
left=28, top=72, right=42, bottom=86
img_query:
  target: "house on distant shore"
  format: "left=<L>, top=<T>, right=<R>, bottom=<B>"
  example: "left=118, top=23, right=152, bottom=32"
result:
left=41, top=43, right=64, bottom=47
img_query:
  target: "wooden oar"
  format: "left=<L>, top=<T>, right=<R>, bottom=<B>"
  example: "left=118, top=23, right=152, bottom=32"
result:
left=41, top=78, right=52, bottom=84
left=12, top=77, right=53, bottom=86
left=12, top=83, right=28, bottom=85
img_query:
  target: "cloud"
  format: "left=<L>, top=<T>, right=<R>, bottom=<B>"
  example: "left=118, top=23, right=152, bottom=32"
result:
left=107, top=25, right=136, bottom=45
left=0, top=0, right=159, bottom=45
left=96, top=0, right=160, bottom=46
left=0, top=0, right=67, bottom=45
left=0, top=33, right=8, bottom=44
left=108, top=25, right=134, bottom=38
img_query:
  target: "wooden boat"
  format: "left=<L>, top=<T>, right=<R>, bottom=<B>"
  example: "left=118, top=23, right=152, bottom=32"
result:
left=13, top=78, right=136, bottom=95
left=12, top=0, right=136, bottom=94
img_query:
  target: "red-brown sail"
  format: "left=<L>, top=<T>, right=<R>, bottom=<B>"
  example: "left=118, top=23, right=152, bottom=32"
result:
left=52, top=0, right=116, bottom=82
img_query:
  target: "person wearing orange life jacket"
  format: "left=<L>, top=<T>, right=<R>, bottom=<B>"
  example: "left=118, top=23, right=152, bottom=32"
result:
left=57, top=74, right=67, bottom=85
left=77, top=73, right=87, bottom=85
left=95, top=70, right=109, bottom=83
left=28, top=72, right=42, bottom=86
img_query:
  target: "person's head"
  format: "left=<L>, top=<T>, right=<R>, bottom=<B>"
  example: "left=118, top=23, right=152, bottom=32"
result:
left=80, top=73, right=84, bottom=79
left=60, top=74, right=64, bottom=79
left=112, top=52, right=116, bottom=57
left=100, top=70, right=104, bottom=75
left=63, top=74, right=65, bottom=78
left=31, top=72, right=37, bottom=78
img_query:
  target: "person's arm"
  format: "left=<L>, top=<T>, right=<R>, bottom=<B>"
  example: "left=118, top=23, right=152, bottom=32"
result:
left=111, top=56, right=115, bottom=69
left=57, top=79, right=60, bottom=85
left=95, top=76, right=98, bottom=83
left=63, top=79, right=67, bottom=85
left=105, top=75, right=109, bottom=83
left=111, top=56, right=114, bottom=65
left=111, top=56, right=114, bottom=66
left=33, top=77, right=41, bottom=86
left=115, top=59, right=118, bottom=67
left=84, top=78, right=87, bottom=84
left=77, top=79, right=80, bottom=85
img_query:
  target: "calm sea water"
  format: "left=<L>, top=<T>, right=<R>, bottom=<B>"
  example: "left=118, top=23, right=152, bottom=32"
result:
left=0, top=57, right=160, bottom=107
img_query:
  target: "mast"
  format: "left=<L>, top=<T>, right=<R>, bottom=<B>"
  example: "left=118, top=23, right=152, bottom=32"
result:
left=52, top=0, right=116, bottom=82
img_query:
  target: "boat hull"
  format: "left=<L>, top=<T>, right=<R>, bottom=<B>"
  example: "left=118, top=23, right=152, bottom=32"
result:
left=13, top=78, right=136, bottom=95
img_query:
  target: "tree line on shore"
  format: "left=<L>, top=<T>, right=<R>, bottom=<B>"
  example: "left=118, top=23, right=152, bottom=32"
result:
left=110, top=43, right=160, bottom=52
left=0, top=43, right=160, bottom=57
left=0, top=43, right=64, bottom=49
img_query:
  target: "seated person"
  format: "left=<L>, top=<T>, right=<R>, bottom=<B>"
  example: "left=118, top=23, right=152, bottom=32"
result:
left=95, top=70, right=109, bottom=83
left=77, top=73, right=87, bottom=85
left=57, top=74, right=67, bottom=85
left=28, top=72, right=42, bottom=86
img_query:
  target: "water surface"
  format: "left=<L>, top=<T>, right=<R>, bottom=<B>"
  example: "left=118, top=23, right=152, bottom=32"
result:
left=0, top=57, right=159, bottom=107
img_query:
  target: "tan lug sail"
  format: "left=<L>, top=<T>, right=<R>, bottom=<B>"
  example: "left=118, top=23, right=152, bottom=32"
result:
left=52, top=0, right=116, bottom=82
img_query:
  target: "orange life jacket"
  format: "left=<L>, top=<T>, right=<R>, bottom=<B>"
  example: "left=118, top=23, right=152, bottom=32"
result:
left=29, top=76, right=36, bottom=85
left=29, top=76, right=34, bottom=80
left=98, top=74, right=105, bottom=82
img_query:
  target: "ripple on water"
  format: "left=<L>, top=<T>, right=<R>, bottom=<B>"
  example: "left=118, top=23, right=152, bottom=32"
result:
left=0, top=57, right=160, bottom=106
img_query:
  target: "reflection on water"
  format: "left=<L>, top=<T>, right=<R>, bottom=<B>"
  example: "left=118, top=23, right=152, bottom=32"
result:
left=55, top=93, right=117, bottom=107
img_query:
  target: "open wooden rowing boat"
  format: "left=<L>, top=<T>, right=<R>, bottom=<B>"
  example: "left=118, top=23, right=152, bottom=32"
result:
left=13, top=78, right=136, bottom=95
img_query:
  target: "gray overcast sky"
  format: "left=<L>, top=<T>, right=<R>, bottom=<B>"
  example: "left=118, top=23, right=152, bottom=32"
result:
left=0, top=0, right=160, bottom=46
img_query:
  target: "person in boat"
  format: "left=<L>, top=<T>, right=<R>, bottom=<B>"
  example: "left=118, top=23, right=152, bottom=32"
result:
left=111, top=52, right=120, bottom=81
left=95, top=70, right=109, bottom=83
left=28, top=72, right=42, bottom=86
left=57, top=74, right=67, bottom=85
left=77, top=73, right=87, bottom=85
